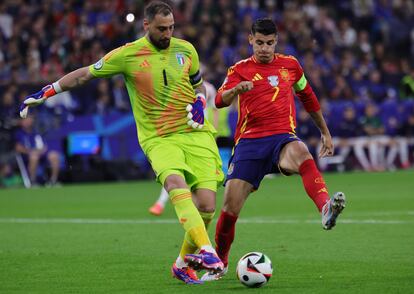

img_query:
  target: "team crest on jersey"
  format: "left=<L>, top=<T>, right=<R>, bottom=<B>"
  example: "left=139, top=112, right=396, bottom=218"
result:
left=176, top=53, right=185, bottom=66
left=279, top=68, right=290, bottom=81
left=268, top=75, right=279, bottom=87
left=93, top=58, right=104, bottom=70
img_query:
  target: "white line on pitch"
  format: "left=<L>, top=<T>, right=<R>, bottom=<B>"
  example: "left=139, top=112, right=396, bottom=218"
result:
left=302, top=211, right=414, bottom=218
left=0, top=218, right=412, bottom=225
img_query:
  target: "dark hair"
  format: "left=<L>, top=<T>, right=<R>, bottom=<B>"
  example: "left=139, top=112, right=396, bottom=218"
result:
left=144, top=1, right=173, bottom=21
left=251, top=18, right=278, bottom=35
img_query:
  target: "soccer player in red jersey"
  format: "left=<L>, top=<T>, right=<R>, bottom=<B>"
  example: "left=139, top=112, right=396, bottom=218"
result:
left=201, top=18, right=346, bottom=281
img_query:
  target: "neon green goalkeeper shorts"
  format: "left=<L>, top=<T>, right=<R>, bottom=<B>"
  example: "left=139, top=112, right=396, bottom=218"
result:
left=141, top=131, right=224, bottom=192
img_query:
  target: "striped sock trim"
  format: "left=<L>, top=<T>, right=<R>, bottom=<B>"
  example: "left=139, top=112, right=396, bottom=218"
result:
left=171, top=192, right=192, bottom=205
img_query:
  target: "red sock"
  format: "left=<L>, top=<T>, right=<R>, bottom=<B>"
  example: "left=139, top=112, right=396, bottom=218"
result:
left=215, top=210, right=238, bottom=267
left=299, top=159, right=330, bottom=212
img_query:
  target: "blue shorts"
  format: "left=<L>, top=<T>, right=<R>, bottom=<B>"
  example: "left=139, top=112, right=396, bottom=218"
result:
left=225, top=133, right=301, bottom=189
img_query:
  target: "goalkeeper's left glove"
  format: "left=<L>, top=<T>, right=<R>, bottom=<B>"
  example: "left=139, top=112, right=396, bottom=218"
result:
left=186, top=93, right=206, bottom=129
left=19, top=82, right=61, bottom=118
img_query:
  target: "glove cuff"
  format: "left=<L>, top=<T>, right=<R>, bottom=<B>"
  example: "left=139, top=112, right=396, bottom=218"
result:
left=52, top=81, right=63, bottom=93
left=196, top=93, right=206, bottom=109
left=41, top=85, right=56, bottom=99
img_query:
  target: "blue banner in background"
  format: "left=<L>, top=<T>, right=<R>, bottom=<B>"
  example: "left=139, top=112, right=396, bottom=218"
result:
left=43, top=111, right=148, bottom=167
left=42, top=111, right=236, bottom=175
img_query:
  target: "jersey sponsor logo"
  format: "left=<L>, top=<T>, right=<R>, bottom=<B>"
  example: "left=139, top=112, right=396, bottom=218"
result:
left=279, top=68, right=290, bottom=81
left=252, top=73, right=263, bottom=81
left=227, top=163, right=234, bottom=175
left=176, top=53, right=185, bottom=66
left=268, top=75, right=279, bottom=87
left=93, top=58, right=104, bottom=70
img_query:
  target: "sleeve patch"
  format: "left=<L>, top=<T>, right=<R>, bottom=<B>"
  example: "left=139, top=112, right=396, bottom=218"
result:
left=294, top=74, right=307, bottom=92
left=93, top=58, right=104, bottom=70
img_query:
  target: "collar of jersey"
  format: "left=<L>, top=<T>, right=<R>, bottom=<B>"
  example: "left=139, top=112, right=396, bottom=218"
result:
left=252, top=54, right=277, bottom=64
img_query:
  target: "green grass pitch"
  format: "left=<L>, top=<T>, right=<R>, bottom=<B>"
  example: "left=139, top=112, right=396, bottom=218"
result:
left=1, top=170, right=413, bottom=293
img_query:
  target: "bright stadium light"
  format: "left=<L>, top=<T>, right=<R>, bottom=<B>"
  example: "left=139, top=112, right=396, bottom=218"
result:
left=126, top=13, right=135, bottom=23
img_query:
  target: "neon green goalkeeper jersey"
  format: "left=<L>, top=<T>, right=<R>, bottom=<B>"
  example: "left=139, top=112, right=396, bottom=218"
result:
left=89, top=36, right=214, bottom=144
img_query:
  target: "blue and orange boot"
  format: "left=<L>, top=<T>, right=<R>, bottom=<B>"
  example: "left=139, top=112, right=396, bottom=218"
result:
left=171, top=263, right=203, bottom=285
left=184, top=250, right=224, bottom=274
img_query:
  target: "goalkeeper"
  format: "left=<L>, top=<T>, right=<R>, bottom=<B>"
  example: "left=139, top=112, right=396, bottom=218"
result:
left=20, top=1, right=224, bottom=285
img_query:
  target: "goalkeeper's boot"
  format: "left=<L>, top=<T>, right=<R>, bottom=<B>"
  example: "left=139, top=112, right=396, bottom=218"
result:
left=148, top=203, right=164, bottom=216
left=184, top=250, right=224, bottom=273
left=200, top=266, right=228, bottom=282
left=322, top=192, right=346, bottom=230
left=171, top=263, right=203, bottom=285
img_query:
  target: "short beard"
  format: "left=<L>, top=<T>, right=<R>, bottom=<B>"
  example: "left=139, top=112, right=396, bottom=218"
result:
left=149, top=35, right=170, bottom=49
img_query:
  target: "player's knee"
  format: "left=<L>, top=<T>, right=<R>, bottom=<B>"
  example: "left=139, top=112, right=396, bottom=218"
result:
left=193, top=191, right=216, bottom=213
left=164, top=174, right=187, bottom=191
left=165, top=181, right=182, bottom=191
left=280, top=141, right=312, bottom=171
left=197, top=205, right=215, bottom=213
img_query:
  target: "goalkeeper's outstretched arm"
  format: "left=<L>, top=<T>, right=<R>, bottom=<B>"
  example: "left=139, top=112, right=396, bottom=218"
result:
left=57, top=66, right=95, bottom=91
left=19, top=66, right=95, bottom=118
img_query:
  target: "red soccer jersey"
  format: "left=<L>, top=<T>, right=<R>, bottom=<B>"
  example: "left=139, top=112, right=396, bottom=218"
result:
left=216, top=53, right=319, bottom=144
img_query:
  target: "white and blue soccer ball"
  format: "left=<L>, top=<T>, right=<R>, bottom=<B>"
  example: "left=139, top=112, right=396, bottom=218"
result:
left=236, top=252, right=273, bottom=288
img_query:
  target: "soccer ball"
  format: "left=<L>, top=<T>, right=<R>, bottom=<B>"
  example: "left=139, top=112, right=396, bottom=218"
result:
left=236, top=252, right=273, bottom=288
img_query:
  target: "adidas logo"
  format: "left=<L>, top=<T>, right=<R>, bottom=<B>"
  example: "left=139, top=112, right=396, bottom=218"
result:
left=252, top=73, right=263, bottom=81
left=140, top=59, right=150, bottom=67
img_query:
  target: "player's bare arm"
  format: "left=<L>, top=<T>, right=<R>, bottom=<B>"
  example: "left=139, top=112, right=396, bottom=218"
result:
left=221, top=81, right=253, bottom=106
left=19, top=66, right=96, bottom=118
left=308, top=110, right=334, bottom=158
left=58, top=67, right=95, bottom=91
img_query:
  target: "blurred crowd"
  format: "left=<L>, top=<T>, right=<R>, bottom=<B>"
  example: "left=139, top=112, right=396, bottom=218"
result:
left=1, top=0, right=414, bottom=107
left=1, top=0, right=414, bottom=186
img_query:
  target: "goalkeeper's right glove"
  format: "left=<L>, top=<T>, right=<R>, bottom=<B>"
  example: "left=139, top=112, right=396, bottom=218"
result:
left=19, top=83, right=61, bottom=118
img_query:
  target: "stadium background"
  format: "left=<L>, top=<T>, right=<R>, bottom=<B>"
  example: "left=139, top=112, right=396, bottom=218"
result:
left=0, top=1, right=414, bottom=293
left=1, top=0, right=414, bottom=186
